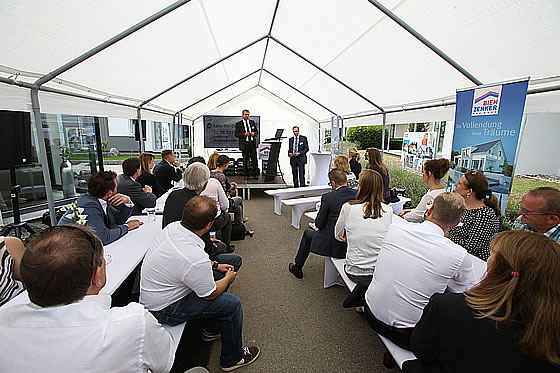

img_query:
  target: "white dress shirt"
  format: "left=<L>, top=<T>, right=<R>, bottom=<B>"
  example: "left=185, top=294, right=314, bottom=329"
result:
left=403, top=188, right=445, bottom=223
left=0, top=294, right=174, bottom=373
left=334, top=202, right=393, bottom=276
left=366, top=220, right=473, bottom=328
left=201, top=177, right=229, bottom=216
left=140, top=222, right=216, bottom=311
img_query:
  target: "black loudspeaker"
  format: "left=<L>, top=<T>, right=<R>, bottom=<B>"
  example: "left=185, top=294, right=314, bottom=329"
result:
left=0, top=110, right=33, bottom=170
left=133, top=119, right=147, bottom=141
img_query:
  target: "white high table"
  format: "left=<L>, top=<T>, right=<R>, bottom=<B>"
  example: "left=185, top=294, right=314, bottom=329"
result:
left=309, top=152, right=331, bottom=186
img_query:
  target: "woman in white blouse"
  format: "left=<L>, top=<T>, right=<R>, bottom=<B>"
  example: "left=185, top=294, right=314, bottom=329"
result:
left=335, top=169, right=393, bottom=282
left=397, top=158, right=450, bottom=223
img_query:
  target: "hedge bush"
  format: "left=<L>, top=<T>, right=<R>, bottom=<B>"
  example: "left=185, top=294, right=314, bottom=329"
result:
left=346, top=126, right=389, bottom=149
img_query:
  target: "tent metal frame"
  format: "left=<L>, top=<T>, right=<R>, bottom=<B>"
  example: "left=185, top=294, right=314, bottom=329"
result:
left=2, top=0, right=560, bottom=224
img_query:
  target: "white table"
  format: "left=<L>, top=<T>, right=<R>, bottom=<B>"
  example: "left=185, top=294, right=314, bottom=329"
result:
left=282, top=196, right=322, bottom=229
left=265, top=185, right=331, bottom=215
left=2, top=215, right=163, bottom=308
left=309, top=152, right=331, bottom=186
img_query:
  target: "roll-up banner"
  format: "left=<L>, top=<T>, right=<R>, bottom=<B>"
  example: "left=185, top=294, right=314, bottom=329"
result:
left=448, top=78, right=529, bottom=214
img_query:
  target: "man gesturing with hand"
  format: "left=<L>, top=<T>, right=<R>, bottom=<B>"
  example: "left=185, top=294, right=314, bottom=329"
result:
left=141, top=196, right=260, bottom=372
left=58, top=171, right=142, bottom=245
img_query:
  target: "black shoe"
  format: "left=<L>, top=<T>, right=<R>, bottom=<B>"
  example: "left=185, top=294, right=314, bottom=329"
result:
left=288, top=263, right=303, bottom=279
left=227, top=244, right=235, bottom=253
left=383, top=349, right=397, bottom=369
left=245, top=230, right=254, bottom=237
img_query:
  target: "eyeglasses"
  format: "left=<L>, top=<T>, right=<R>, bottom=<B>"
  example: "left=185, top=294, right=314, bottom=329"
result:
left=518, top=207, right=552, bottom=216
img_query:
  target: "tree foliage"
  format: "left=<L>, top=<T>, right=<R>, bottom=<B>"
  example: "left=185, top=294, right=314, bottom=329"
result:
left=346, top=126, right=389, bottom=149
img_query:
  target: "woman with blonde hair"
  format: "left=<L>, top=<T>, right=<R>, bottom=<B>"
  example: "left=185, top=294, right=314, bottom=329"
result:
left=333, top=155, right=358, bottom=189
left=347, top=146, right=361, bottom=179
left=448, top=170, right=501, bottom=261
left=398, top=158, right=450, bottom=222
left=335, top=169, right=393, bottom=282
left=366, top=148, right=390, bottom=203
left=403, top=231, right=560, bottom=372
left=137, top=152, right=166, bottom=197
left=207, top=153, right=219, bottom=170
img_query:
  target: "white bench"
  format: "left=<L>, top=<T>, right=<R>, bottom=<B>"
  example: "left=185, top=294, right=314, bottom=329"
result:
left=282, top=196, right=322, bottom=229
left=265, top=185, right=331, bottom=215
left=303, top=196, right=411, bottom=225
left=324, top=257, right=417, bottom=369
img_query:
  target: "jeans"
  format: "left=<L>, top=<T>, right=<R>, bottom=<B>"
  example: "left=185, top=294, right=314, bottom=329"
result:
left=158, top=291, right=244, bottom=368
left=212, top=253, right=243, bottom=272
left=230, top=196, right=244, bottom=224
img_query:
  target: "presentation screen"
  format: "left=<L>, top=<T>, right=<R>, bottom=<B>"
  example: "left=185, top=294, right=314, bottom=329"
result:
left=203, top=115, right=260, bottom=148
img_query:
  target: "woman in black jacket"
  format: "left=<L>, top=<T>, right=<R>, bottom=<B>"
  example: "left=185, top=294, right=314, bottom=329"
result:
left=137, top=152, right=166, bottom=198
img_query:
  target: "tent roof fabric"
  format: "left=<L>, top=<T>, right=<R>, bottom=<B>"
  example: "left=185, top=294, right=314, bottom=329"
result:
left=1, top=0, right=559, bottom=122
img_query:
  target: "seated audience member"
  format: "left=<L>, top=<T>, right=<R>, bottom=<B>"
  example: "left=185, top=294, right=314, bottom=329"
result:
left=364, top=192, right=473, bottom=366
left=448, top=170, right=501, bottom=261
left=366, top=147, right=391, bottom=203
left=138, top=152, right=166, bottom=198
left=0, top=236, right=25, bottom=306
left=58, top=171, right=141, bottom=245
left=0, top=226, right=173, bottom=372
left=403, top=231, right=560, bottom=373
left=398, top=158, right=450, bottom=223
left=141, top=196, right=259, bottom=372
left=516, top=187, right=560, bottom=242
left=153, top=149, right=183, bottom=192
left=117, top=157, right=157, bottom=215
left=212, top=155, right=249, bottom=226
left=347, top=146, right=362, bottom=180
left=190, top=156, right=234, bottom=252
left=334, top=169, right=393, bottom=282
left=208, top=153, right=220, bottom=171
left=288, top=169, right=357, bottom=279
left=163, top=162, right=241, bottom=269
left=333, top=155, right=358, bottom=189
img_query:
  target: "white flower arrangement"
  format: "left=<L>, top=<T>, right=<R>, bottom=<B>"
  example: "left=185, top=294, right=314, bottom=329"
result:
left=68, top=201, right=88, bottom=225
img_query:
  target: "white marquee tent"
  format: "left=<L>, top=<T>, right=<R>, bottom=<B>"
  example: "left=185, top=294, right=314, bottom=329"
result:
left=1, top=0, right=560, bottom=221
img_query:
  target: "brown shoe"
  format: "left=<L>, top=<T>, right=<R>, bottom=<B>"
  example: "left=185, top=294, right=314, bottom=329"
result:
left=221, top=346, right=260, bottom=371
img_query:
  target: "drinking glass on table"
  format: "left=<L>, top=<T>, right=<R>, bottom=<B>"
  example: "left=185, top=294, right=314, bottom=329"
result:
left=145, top=207, right=156, bottom=222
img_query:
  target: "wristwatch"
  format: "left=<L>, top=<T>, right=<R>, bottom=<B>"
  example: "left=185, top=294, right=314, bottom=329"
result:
left=212, top=261, right=219, bottom=270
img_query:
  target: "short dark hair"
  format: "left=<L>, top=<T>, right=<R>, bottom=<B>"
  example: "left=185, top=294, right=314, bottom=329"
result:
left=181, top=196, right=217, bottom=231
left=328, top=168, right=347, bottom=186
left=527, top=187, right=560, bottom=217
left=187, top=156, right=206, bottom=166
left=122, top=157, right=141, bottom=177
left=293, top=126, right=299, bottom=130
left=87, top=171, right=117, bottom=198
left=20, top=225, right=103, bottom=307
left=217, top=155, right=230, bottom=166
left=242, top=109, right=249, bottom=115
left=161, top=149, right=173, bottom=160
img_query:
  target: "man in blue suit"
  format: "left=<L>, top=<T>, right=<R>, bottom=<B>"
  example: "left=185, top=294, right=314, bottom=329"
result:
left=288, top=126, right=309, bottom=188
left=58, top=171, right=142, bottom=245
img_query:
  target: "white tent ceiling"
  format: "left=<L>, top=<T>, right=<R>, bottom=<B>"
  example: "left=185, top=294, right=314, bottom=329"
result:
left=1, top=0, right=559, bottom=122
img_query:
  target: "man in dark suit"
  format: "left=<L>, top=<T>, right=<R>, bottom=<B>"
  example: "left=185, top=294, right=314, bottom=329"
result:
left=234, top=109, right=259, bottom=179
left=288, top=169, right=357, bottom=279
left=117, top=157, right=157, bottom=215
left=153, top=149, right=183, bottom=192
left=58, top=171, right=142, bottom=245
left=288, top=126, right=309, bottom=187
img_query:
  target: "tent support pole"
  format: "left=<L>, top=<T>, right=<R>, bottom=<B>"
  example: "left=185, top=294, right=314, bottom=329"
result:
left=263, top=69, right=338, bottom=117
left=367, top=0, right=482, bottom=86
left=270, top=36, right=385, bottom=113
left=137, top=108, right=145, bottom=153
left=35, top=0, right=193, bottom=87
left=30, top=88, right=57, bottom=227
left=258, top=0, right=281, bottom=85
left=381, top=113, right=386, bottom=159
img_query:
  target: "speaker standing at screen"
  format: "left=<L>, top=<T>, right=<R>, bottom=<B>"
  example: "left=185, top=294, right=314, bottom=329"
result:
left=288, top=126, right=309, bottom=188
left=234, top=109, right=259, bottom=179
